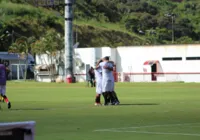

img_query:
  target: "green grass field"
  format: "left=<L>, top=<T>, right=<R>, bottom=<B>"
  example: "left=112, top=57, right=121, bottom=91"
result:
left=1, top=82, right=200, bottom=140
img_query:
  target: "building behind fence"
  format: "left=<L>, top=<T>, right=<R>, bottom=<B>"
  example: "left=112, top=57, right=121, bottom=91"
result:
left=73, top=44, right=200, bottom=83
left=35, top=44, right=200, bottom=83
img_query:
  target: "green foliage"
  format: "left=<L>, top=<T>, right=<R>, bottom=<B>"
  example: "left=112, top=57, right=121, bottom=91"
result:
left=32, top=29, right=64, bottom=55
left=0, top=0, right=200, bottom=51
left=74, top=0, right=200, bottom=45
left=75, top=25, right=143, bottom=47
left=176, top=36, right=193, bottom=44
left=0, top=1, right=64, bottom=51
left=9, top=36, right=36, bottom=53
left=0, top=21, right=10, bottom=51
left=8, top=36, right=36, bottom=80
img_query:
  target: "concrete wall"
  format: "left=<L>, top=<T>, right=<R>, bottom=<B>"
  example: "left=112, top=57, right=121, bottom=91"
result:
left=74, top=44, right=200, bottom=82
left=116, top=44, right=200, bottom=82
left=116, top=45, right=198, bottom=73
left=36, top=44, right=200, bottom=83
left=74, top=47, right=116, bottom=81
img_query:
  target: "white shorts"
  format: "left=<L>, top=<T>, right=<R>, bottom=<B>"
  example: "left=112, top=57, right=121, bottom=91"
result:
left=102, top=79, right=113, bottom=92
left=0, top=85, right=6, bottom=95
left=96, top=80, right=102, bottom=94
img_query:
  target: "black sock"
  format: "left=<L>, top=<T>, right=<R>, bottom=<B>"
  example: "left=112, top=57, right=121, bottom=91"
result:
left=97, top=94, right=101, bottom=103
left=95, top=95, right=98, bottom=103
left=106, top=92, right=110, bottom=103
left=95, top=94, right=101, bottom=103
left=109, top=92, right=115, bottom=103
left=102, top=92, right=107, bottom=104
left=104, top=92, right=111, bottom=105
left=113, top=91, right=120, bottom=102
left=90, top=79, right=94, bottom=87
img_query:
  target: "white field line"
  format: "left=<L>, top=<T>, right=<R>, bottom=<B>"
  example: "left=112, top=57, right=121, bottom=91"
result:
left=96, top=129, right=200, bottom=137
left=94, top=122, right=200, bottom=132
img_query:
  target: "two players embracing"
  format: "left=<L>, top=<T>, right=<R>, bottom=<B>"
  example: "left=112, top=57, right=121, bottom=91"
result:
left=94, top=56, right=120, bottom=106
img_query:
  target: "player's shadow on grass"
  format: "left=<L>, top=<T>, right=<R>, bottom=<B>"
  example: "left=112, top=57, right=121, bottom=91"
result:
left=118, top=103, right=159, bottom=106
left=11, top=108, right=49, bottom=111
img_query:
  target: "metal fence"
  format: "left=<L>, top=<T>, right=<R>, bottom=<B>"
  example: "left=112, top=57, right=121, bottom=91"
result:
left=9, top=64, right=35, bottom=80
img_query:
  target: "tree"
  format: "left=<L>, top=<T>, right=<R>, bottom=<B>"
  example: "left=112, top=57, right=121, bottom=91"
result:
left=32, top=29, right=64, bottom=82
left=9, top=36, right=36, bottom=80
left=0, top=17, right=11, bottom=51
left=176, top=36, right=193, bottom=44
left=1, top=0, right=200, bottom=48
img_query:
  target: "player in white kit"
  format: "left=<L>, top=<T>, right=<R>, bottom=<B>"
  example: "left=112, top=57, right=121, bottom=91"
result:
left=98, top=57, right=115, bottom=105
left=94, top=60, right=103, bottom=106
left=108, top=61, right=120, bottom=105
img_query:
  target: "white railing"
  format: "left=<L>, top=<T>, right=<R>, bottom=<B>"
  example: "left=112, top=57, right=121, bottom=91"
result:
left=118, top=72, right=200, bottom=83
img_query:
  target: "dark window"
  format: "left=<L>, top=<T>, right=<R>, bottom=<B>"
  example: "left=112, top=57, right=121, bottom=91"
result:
left=162, top=57, right=182, bottom=61
left=186, top=57, right=200, bottom=60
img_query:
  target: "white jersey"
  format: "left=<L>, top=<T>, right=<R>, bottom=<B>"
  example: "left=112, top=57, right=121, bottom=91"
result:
left=95, top=68, right=102, bottom=82
left=99, top=62, right=113, bottom=80
left=108, top=62, right=114, bottom=82
left=99, top=61, right=114, bottom=92
left=95, top=68, right=102, bottom=94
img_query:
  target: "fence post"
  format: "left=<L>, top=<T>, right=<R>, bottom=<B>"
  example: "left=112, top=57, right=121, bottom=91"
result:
left=17, top=65, right=20, bottom=80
